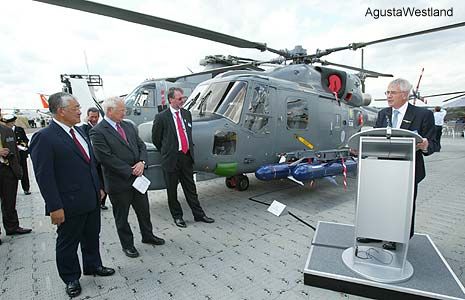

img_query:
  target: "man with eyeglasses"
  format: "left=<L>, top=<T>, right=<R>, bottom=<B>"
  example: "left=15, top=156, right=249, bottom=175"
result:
left=152, top=87, right=214, bottom=228
left=357, top=78, right=437, bottom=251
left=30, top=92, right=114, bottom=297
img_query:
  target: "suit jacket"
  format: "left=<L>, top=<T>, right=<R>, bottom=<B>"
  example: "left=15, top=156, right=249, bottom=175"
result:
left=90, top=119, right=148, bottom=194
left=29, top=121, right=101, bottom=216
left=0, top=124, right=22, bottom=179
left=152, top=108, right=195, bottom=172
left=80, top=123, right=92, bottom=137
left=14, top=125, right=29, bottom=159
left=375, top=103, right=437, bottom=183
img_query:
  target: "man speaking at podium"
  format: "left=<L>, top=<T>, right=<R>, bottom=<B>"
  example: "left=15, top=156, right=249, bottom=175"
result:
left=359, top=78, right=437, bottom=250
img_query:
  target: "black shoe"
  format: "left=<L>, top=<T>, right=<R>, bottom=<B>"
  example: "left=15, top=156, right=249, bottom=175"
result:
left=24, top=191, right=31, bottom=195
left=66, top=280, right=81, bottom=298
left=6, top=227, right=32, bottom=235
left=0, top=238, right=2, bottom=245
left=383, top=242, right=397, bottom=251
left=83, top=266, right=115, bottom=276
left=122, top=247, right=139, bottom=258
left=100, top=204, right=108, bottom=210
left=142, top=235, right=165, bottom=245
left=356, top=237, right=382, bottom=243
left=194, top=215, right=215, bottom=223
left=174, top=218, right=187, bottom=228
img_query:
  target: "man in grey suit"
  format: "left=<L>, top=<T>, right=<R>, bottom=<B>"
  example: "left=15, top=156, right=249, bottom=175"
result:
left=90, top=97, right=164, bottom=258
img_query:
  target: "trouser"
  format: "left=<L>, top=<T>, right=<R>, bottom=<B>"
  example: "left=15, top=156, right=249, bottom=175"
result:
left=0, top=164, right=20, bottom=233
left=435, top=125, right=443, bottom=151
left=108, top=189, right=154, bottom=249
left=56, top=207, right=102, bottom=283
left=163, top=151, right=205, bottom=219
left=19, top=153, right=30, bottom=192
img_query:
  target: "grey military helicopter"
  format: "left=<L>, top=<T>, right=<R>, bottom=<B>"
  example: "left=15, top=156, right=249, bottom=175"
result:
left=34, top=0, right=465, bottom=191
left=123, top=54, right=264, bottom=125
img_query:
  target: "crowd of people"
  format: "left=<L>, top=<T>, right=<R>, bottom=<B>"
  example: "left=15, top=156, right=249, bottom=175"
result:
left=0, top=80, right=445, bottom=297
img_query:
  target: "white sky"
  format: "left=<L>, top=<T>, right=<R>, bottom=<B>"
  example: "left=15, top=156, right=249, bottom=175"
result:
left=1, top=0, right=465, bottom=109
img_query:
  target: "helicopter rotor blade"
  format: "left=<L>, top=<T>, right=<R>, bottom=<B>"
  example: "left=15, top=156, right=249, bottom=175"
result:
left=316, top=59, right=393, bottom=77
left=295, top=21, right=465, bottom=61
left=422, top=91, right=465, bottom=98
left=33, top=0, right=289, bottom=57
left=443, top=93, right=465, bottom=103
left=160, top=62, right=260, bottom=82
left=351, top=22, right=465, bottom=50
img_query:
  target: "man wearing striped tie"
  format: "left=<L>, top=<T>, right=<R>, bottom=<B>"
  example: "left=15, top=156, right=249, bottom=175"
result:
left=30, top=92, right=114, bottom=297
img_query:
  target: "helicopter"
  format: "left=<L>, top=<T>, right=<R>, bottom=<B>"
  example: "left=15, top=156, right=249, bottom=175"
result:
left=122, top=54, right=265, bottom=125
left=33, top=0, right=465, bottom=191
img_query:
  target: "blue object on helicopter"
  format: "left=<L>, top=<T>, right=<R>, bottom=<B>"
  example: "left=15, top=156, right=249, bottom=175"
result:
left=255, top=163, right=300, bottom=181
left=291, top=160, right=357, bottom=181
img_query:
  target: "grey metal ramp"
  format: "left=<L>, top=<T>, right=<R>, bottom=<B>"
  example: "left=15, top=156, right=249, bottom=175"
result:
left=305, top=221, right=465, bottom=300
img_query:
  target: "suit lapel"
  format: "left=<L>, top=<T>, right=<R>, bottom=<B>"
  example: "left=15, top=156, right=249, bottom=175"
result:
left=51, top=122, right=89, bottom=163
left=400, top=104, right=416, bottom=130
left=102, top=119, right=132, bottom=150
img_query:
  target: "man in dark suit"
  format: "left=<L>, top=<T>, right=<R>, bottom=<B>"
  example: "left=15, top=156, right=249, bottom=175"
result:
left=30, top=92, right=114, bottom=297
left=0, top=118, right=32, bottom=245
left=359, top=78, right=437, bottom=250
left=90, top=96, right=164, bottom=259
left=80, top=107, right=108, bottom=210
left=152, top=87, right=214, bottom=228
left=2, top=115, right=31, bottom=195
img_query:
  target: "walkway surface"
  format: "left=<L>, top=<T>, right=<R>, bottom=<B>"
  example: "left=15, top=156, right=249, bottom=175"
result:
left=1, top=136, right=464, bottom=299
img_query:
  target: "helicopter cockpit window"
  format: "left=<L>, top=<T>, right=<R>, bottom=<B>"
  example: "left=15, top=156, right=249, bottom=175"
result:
left=216, top=81, right=247, bottom=123
left=187, top=81, right=247, bottom=124
left=244, top=84, right=270, bottom=133
left=125, top=88, right=154, bottom=107
left=287, top=98, right=309, bottom=129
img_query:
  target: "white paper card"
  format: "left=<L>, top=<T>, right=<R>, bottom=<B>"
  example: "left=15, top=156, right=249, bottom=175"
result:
left=267, top=200, right=287, bottom=217
left=132, top=175, right=151, bottom=194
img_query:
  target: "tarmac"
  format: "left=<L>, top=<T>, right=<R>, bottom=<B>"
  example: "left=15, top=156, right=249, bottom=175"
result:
left=1, top=135, right=464, bottom=300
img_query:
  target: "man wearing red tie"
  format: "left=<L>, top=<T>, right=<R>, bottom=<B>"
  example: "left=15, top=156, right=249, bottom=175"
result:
left=152, top=87, right=214, bottom=228
left=90, top=97, right=164, bottom=258
left=30, top=92, right=114, bottom=297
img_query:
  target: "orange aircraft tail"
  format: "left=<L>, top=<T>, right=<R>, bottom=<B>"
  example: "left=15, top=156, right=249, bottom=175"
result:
left=39, top=94, right=49, bottom=108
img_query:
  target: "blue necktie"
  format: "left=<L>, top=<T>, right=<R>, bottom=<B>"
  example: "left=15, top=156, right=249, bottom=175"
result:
left=392, top=110, right=400, bottom=128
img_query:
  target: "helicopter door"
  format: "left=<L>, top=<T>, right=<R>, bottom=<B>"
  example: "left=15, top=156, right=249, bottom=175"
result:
left=279, top=95, right=312, bottom=152
left=240, top=83, right=277, bottom=169
left=124, top=85, right=156, bottom=124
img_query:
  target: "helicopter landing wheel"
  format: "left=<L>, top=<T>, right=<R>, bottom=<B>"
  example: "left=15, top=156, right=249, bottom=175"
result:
left=236, top=174, right=249, bottom=191
left=225, top=177, right=236, bottom=189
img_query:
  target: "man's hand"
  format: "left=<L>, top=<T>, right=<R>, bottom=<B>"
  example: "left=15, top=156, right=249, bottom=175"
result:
left=131, top=161, right=145, bottom=177
left=0, top=148, right=10, bottom=157
left=100, top=189, right=106, bottom=201
left=50, top=209, right=65, bottom=225
left=416, top=138, right=429, bottom=152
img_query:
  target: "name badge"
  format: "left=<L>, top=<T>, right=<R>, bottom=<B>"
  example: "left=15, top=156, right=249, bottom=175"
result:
left=6, top=137, right=14, bottom=143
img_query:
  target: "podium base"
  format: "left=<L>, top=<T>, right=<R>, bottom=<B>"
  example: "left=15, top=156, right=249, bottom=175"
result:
left=341, top=247, right=414, bottom=283
left=304, top=222, right=465, bottom=300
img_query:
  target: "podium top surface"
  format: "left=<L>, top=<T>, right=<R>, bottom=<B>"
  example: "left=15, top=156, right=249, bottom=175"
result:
left=347, top=128, right=423, bottom=150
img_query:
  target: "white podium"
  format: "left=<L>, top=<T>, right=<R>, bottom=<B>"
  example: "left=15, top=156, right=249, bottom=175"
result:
left=342, top=128, right=423, bottom=283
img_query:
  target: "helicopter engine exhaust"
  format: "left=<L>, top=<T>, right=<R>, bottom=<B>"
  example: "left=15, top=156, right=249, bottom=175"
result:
left=255, top=159, right=357, bottom=182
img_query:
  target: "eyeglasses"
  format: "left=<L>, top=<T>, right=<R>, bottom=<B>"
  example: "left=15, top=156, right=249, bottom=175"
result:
left=384, top=91, right=403, bottom=96
left=175, top=96, right=187, bottom=101
left=62, top=105, right=81, bottom=112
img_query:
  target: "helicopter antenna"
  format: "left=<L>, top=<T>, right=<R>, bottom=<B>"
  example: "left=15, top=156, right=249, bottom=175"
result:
left=412, top=68, right=425, bottom=105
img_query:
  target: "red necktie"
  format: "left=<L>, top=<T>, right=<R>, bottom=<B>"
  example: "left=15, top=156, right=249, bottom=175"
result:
left=116, top=123, right=128, bottom=143
left=70, top=128, right=90, bottom=163
left=175, top=111, right=189, bottom=154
